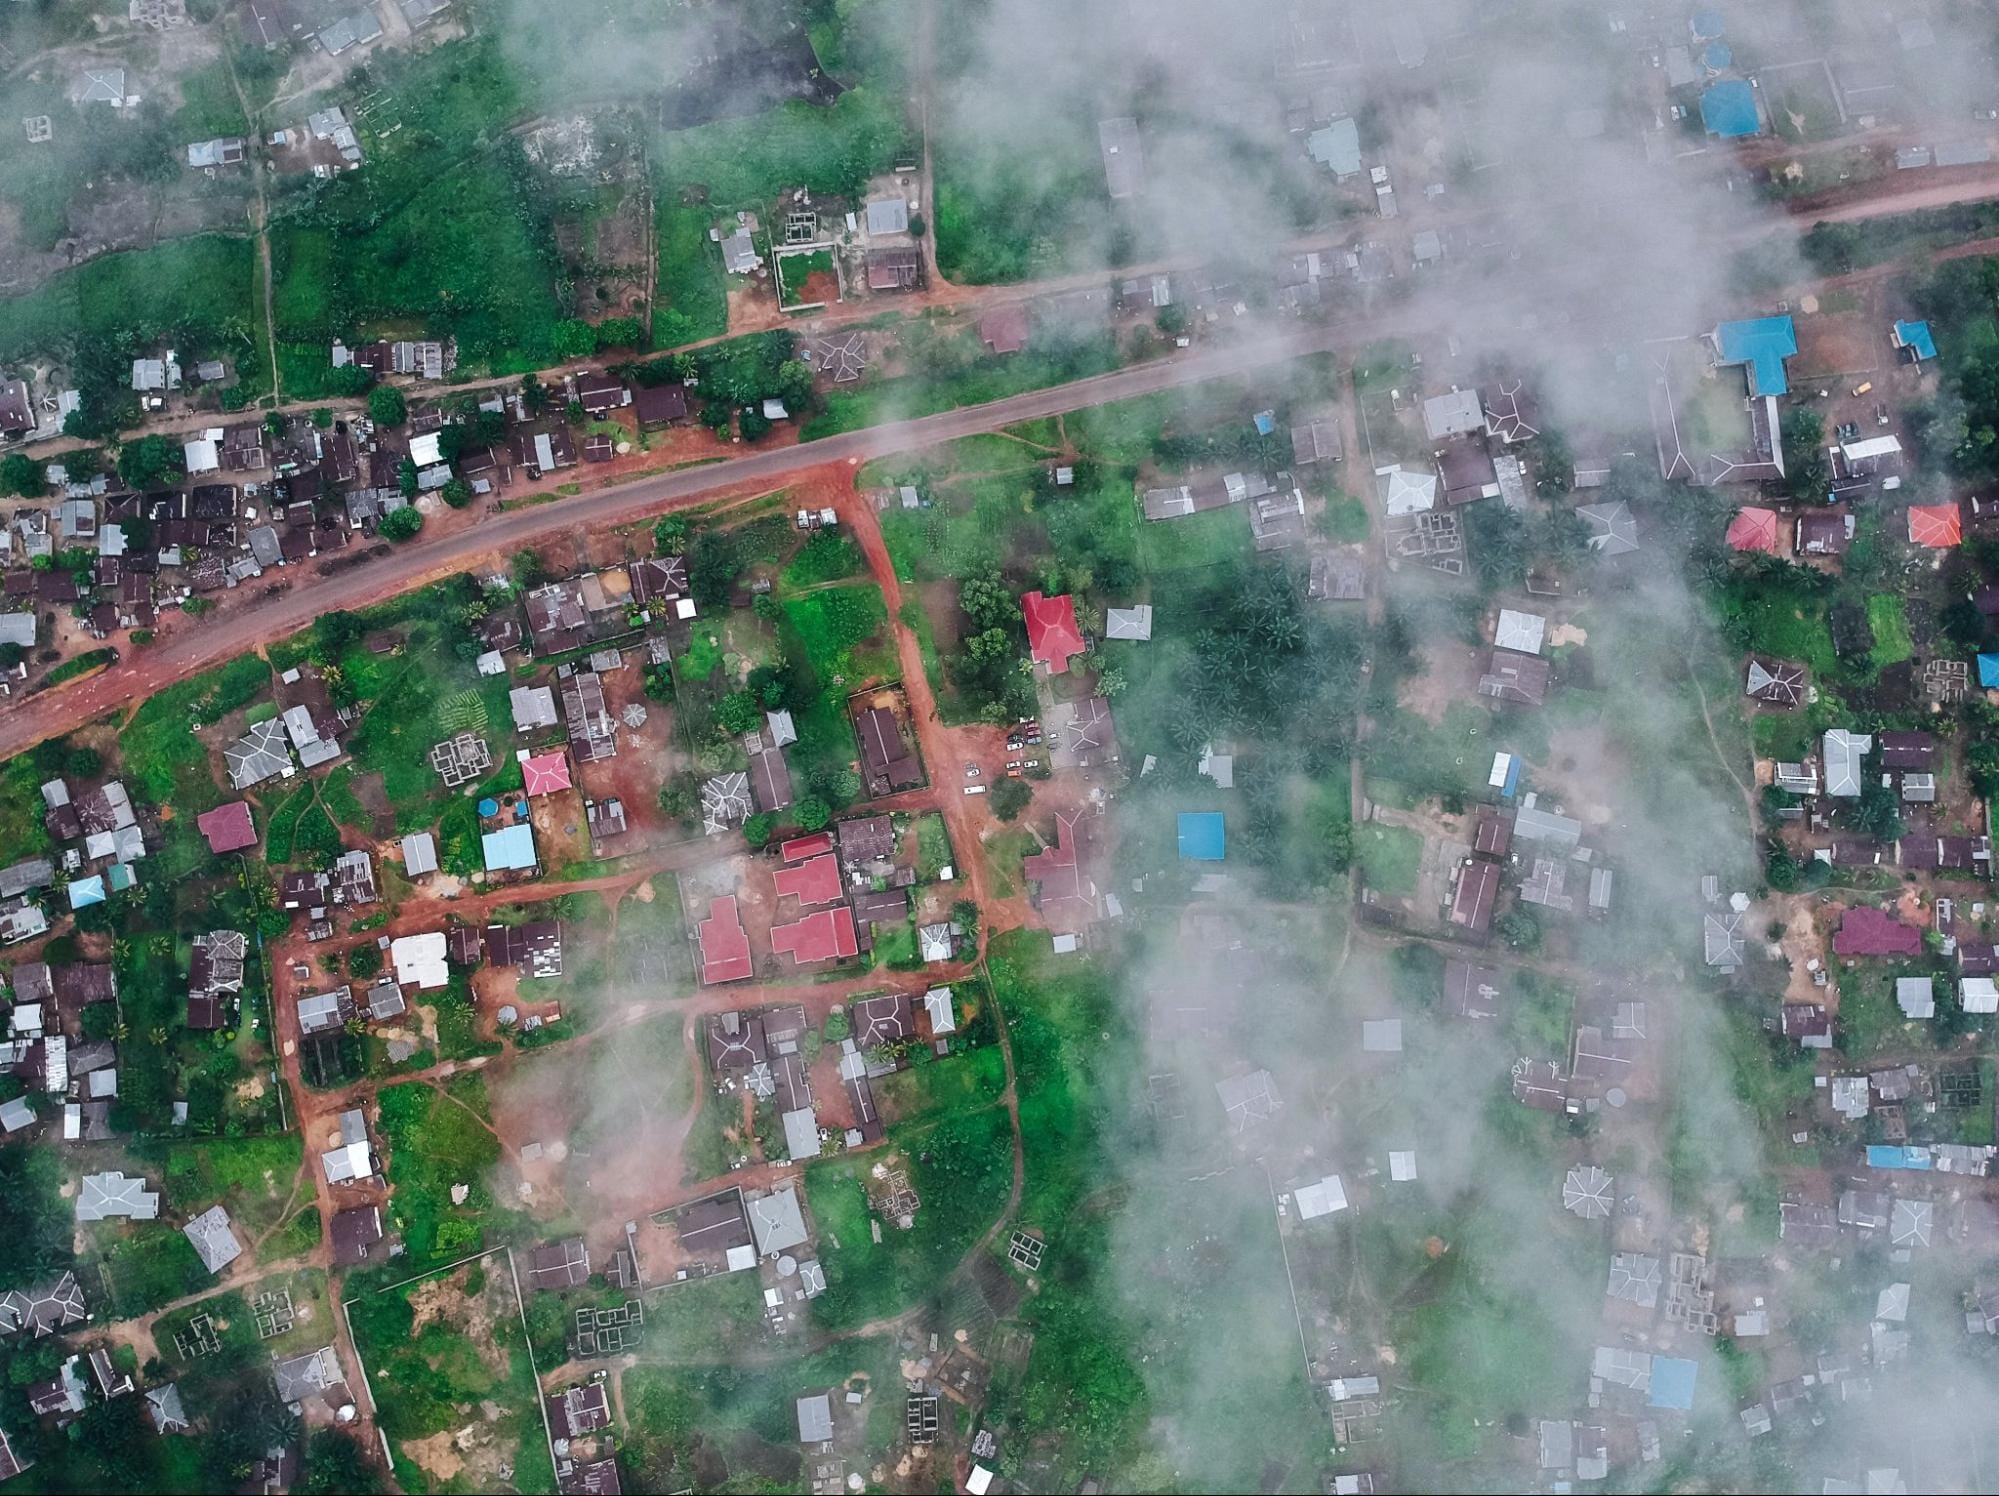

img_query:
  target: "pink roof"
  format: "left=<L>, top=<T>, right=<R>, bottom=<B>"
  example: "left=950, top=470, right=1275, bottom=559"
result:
left=773, top=853, right=844, bottom=908
left=1022, top=590, right=1085, bottom=673
left=1021, top=809, right=1098, bottom=933
left=980, top=305, right=1029, bottom=354
left=779, top=831, right=835, bottom=864
left=1909, top=503, right=1963, bottom=548
left=1724, top=507, right=1780, bottom=554
left=522, top=751, right=572, bottom=796
left=1832, top=905, right=1922, bottom=958
left=697, top=896, right=753, bottom=984
left=195, top=800, right=257, bottom=854
left=770, top=906, right=859, bottom=965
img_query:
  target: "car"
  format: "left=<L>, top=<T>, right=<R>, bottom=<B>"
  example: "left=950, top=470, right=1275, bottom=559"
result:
left=1006, top=760, right=1022, bottom=770
left=964, top=784, right=988, bottom=796
left=964, top=765, right=981, bottom=779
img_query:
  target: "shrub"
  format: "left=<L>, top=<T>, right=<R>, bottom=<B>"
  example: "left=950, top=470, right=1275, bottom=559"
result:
left=367, top=386, right=408, bottom=427
left=378, top=508, right=424, bottom=541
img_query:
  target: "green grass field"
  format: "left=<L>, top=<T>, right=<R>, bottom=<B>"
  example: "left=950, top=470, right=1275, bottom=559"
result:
left=375, top=1074, right=504, bottom=1264
left=1355, top=822, right=1422, bottom=896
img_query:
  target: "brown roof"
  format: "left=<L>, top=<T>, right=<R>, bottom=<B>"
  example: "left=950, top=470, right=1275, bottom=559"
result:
left=1477, top=648, right=1550, bottom=706
left=1472, top=806, right=1513, bottom=858
left=1450, top=861, right=1499, bottom=934
left=857, top=706, right=921, bottom=794
left=528, top=1237, right=590, bottom=1290
left=632, top=383, right=689, bottom=425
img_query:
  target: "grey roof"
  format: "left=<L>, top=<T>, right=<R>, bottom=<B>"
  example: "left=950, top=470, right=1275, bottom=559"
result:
left=1563, top=1165, right=1613, bottom=1219
left=0, top=859, right=54, bottom=898
left=864, top=197, right=908, bottom=235
left=797, top=1391, right=834, bottom=1443
left=225, top=718, right=292, bottom=789
left=1513, top=805, right=1583, bottom=851
left=77, top=1171, right=160, bottom=1221
left=0, top=1272, right=86, bottom=1336
left=1824, top=729, right=1873, bottom=798
left=1592, top=1345, right=1651, bottom=1391
left=272, top=1345, right=342, bottom=1406
left=781, top=1107, right=820, bottom=1162
left=1422, top=388, right=1484, bottom=440
left=1099, top=116, right=1144, bottom=198
left=1896, top=977, right=1935, bottom=1019
left=0, top=613, right=35, bottom=648
left=1105, top=605, right=1153, bottom=641
left=145, top=1381, right=189, bottom=1433
left=749, top=1186, right=808, bottom=1256
left=1539, top=1418, right=1575, bottom=1470
left=510, top=685, right=560, bottom=731
left=1215, top=1068, right=1279, bottom=1133
left=182, top=1205, right=244, bottom=1274
left=1494, top=609, right=1545, bottom=654
left=1704, top=912, right=1746, bottom=968
left=1890, top=1198, right=1933, bottom=1248
left=401, top=832, right=438, bottom=877
left=1307, top=116, right=1362, bottom=176
left=1607, top=1251, right=1662, bottom=1307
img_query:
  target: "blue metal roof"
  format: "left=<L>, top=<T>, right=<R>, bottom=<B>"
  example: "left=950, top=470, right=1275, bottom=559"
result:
left=67, top=875, right=105, bottom=909
left=1700, top=80, right=1760, bottom=139
left=1648, top=1356, right=1698, bottom=1411
left=1704, top=40, right=1733, bottom=69
left=1691, top=9, right=1725, bottom=40
left=1895, top=319, right=1937, bottom=361
left=1177, top=812, right=1226, bottom=861
left=481, top=822, right=538, bottom=872
left=1979, top=654, right=1999, bottom=689
left=1713, top=316, right=1797, bottom=395
left=1866, top=1144, right=1932, bottom=1171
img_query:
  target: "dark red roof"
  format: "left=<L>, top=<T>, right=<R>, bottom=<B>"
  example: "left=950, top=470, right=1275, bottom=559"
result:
left=980, top=305, right=1029, bottom=355
left=773, top=853, right=844, bottom=909
left=697, top=896, right=753, bottom=984
left=195, top=801, right=257, bottom=854
left=770, top=906, right=859, bottom=964
left=779, top=831, right=834, bottom=863
left=1021, top=809, right=1097, bottom=933
left=1831, top=906, right=1921, bottom=958
left=1022, top=591, right=1085, bottom=673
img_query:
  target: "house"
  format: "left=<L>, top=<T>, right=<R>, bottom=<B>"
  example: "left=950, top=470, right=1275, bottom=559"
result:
left=571, top=371, right=630, bottom=416
left=1022, top=809, right=1101, bottom=933
left=698, top=897, right=754, bottom=984
left=631, top=555, right=691, bottom=610
left=770, top=907, right=859, bottom=965
left=1483, top=379, right=1540, bottom=443
left=1823, top=728, right=1873, bottom=797
left=296, top=985, right=356, bottom=1036
left=526, top=581, right=591, bottom=653
left=183, top=1205, right=244, bottom=1274
left=1577, top=500, right=1639, bottom=556
left=865, top=197, right=909, bottom=236
left=322, top=1109, right=372, bottom=1183
left=522, top=750, right=573, bottom=797
left=548, top=1382, right=612, bottom=1440
left=1910, top=503, right=1963, bottom=548
left=1290, top=416, right=1342, bottom=465
left=1422, top=388, right=1484, bottom=441
left=482, top=823, right=538, bottom=873
left=632, top=383, right=690, bottom=427
left=0, top=1272, right=86, bottom=1337
left=1477, top=648, right=1550, bottom=706
left=980, top=306, right=1029, bottom=355
left=797, top=1391, right=835, bottom=1446
left=485, top=920, right=564, bottom=978
left=1725, top=507, right=1781, bottom=553
left=857, top=705, right=922, bottom=795
left=511, top=684, right=561, bottom=732
left=1703, top=912, right=1746, bottom=971
left=1098, top=116, right=1144, bottom=198
left=1796, top=510, right=1854, bottom=556
left=563, top=673, right=617, bottom=762
left=402, top=831, right=438, bottom=878
left=145, top=1382, right=189, bottom=1435
left=272, top=1345, right=349, bottom=1412
left=390, top=931, right=449, bottom=989
left=225, top=718, right=293, bottom=789
left=749, top=1186, right=808, bottom=1256
left=865, top=248, right=922, bottom=292
left=1105, top=605, right=1153, bottom=641
left=77, top=1171, right=160, bottom=1222
left=528, top=1238, right=590, bottom=1291
left=1745, top=657, right=1805, bottom=708
left=1893, top=319, right=1937, bottom=363
left=195, top=800, right=257, bottom=854
left=1833, top=906, right=1921, bottom=958
left=1022, top=591, right=1085, bottom=673
left=1450, top=860, right=1499, bottom=935
left=330, top=1205, right=385, bottom=1266
left=1215, top=1069, right=1279, bottom=1133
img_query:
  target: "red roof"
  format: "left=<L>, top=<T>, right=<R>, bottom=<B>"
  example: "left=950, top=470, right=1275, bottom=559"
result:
left=779, top=831, right=835, bottom=864
left=1724, top=507, right=1781, bottom=554
left=1022, top=590, right=1085, bottom=673
left=1832, top=906, right=1922, bottom=958
left=1020, top=809, right=1098, bottom=933
left=770, top=906, right=859, bottom=965
left=697, top=896, right=753, bottom=984
left=980, top=305, right=1029, bottom=355
left=195, top=800, right=257, bottom=854
left=1908, top=503, right=1963, bottom=548
left=773, top=853, right=844, bottom=908
left=522, top=751, right=572, bottom=796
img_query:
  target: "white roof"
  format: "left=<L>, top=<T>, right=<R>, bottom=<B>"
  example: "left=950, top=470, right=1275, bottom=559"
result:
left=1295, top=1174, right=1348, bottom=1219
left=183, top=438, right=220, bottom=474
left=1494, top=609, right=1546, bottom=655
left=408, top=431, right=444, bottom=467
left=1895, top=977, right=1934, bottom=1018
left=322, top=1141, right=373, bottom=1182
left=390, top=931, right=448, bottom=990
left=510, top=685, right=559, bottom=731
left=1964, top=977, right=1999, bottom=1014
left=1378, top=465, right=1438, bottom=515
left=1389, top=1150, right=1418, bottom=1181
left=967, top=1468, right=994, bottom=1496
left=1362, top=1018, right=1403, bottom=1052
left=781, top=1107, right=820, bottom=1161
left=401, top=831, right=438, bottom=877
left=1841, top=434, right=1902, bottom=462
left=1105, top=605, right=1153, bottom=640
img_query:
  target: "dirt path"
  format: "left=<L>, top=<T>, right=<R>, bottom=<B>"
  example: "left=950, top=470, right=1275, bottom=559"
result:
left=222, top=47, right=283, bottom=404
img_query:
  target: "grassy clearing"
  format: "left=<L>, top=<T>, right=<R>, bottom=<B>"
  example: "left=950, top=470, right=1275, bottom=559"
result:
left=804, top=1103, right=1012, bottom=1331
left=348, top=1254, right=552, bottom=1495
left=914, top=811, right=954, bottom=879
left=376, top=1074, right=505, bottom=1265
left=98, top=1226, right=212, bottom=1318
left=803, top=333, right=1124, bottom=441
left=146, top=1134, right=304, bottom=1247
left=1867, top=592, right=1914, bottom=670
left=1355, top=821, right=1422, bottom=896
left=1714, top=578, right=1837, bottom=681
left=875, top=1046, right=1006, bottom=1121
left=1136, top=506, right=1248, bottom=574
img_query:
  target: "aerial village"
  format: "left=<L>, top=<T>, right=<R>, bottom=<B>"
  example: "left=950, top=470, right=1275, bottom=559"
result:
left=4, top=0, right=1999, bottom=1492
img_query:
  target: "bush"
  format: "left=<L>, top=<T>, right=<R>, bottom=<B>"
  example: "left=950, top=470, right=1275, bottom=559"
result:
left=441, top=478, right=473, bottom=508
left=795, top=796, right=830, bottom=832
left=378, top=508, right=424, bottom=541
left=116, top=435, right=185, bottom=491
left=551, top=319, right=597, bottom=360
left=0, top=454, right=43, bottom=497
left=743, top=812, right=776, bottom=847
left=367, top=386, right=408, bottom=427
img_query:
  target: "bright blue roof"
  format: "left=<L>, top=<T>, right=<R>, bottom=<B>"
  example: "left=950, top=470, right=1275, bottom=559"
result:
left=1895, top=319, right=1937, bottom=360
left=1713, top=316, right=1797, bottom=395
left=1177, top=812, right=1226, bottom=861
left=106, top=862, right=136, bottom=892
left=1700, top=80, right=1760, bottom=139
left=1704, top=40, right=1733, bottom=69
left=1980, top=654, right=1999, bottom=688
left=1866, top=1144, right=1932, bottom=1171
left=1253, top=409, right=1276, bottom=436
left=1691, top=9, right=1725, bottom=39
left=67, top=875, right=105, bottom=909
left=1648, top=1356, right=1699, bottom=1411
left=482, top=822, right=538, bottom=872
